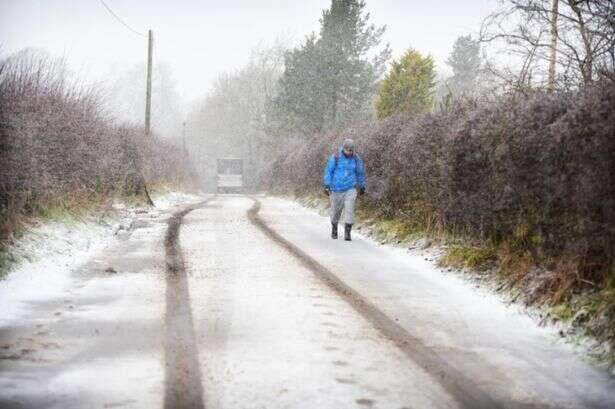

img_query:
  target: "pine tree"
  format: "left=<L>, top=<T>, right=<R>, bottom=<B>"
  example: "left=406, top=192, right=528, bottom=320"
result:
left=375, top=49, right=436, bottom=119
left=275, top=0, right=390, bottom=136
left=276, top=35, right=326, bottom=136
left=445, top=35, right=481, bottom=97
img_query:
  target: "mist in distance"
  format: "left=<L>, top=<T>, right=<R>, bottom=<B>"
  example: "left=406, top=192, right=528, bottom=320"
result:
left=0, top=0, right=495, bottom=136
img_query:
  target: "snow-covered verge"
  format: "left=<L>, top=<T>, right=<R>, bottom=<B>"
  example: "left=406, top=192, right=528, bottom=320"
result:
left=288, top=194, right=615, bottom=375
left=0, top=190, right=201, bottom=326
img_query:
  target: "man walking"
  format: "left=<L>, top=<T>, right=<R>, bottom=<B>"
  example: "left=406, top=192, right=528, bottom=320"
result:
left=323, top=139, right=366, bottom=241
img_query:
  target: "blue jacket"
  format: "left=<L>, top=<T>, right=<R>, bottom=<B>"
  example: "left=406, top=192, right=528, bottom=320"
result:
left=323, top=147, right=366, bottom=192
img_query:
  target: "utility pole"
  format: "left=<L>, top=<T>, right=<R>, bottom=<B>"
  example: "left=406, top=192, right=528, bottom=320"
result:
left=145, top=29, right=153, bottom=136
left=182, top=121, right=187, bottom=153
left=548, top=0, right=559, bottom=92
left=140, top=29, right=155, bottom=206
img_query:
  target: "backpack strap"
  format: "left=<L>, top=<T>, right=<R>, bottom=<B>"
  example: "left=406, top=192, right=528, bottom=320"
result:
left=333, top=150, right=359, bottom=169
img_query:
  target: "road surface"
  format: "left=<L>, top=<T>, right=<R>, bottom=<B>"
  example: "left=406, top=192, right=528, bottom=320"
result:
left=1, top=195, right=614, bottom=408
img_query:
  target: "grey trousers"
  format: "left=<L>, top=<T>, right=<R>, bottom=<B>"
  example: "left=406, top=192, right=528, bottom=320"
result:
left=330, top=188, right=357, bottom=225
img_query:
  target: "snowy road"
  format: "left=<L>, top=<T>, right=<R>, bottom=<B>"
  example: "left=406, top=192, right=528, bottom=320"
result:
left=1, top=194, right=615, bottom=408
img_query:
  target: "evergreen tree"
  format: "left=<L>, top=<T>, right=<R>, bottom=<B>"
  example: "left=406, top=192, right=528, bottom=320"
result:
left=275, top=35, right=327, bottom=136
left=275, top=0, right=390, bottom=136
left=375, top=49, right=436, bottom=119
left=445, top=35, right=481, bottom=97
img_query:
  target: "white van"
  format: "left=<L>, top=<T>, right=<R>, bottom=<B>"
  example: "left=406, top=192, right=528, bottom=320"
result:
left=216, top=158, right=243, bottom=193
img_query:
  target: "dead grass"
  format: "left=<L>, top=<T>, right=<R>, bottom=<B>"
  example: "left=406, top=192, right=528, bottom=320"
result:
left=0, top=244, right=12, bottom=279
left=439, top=244, right=497, bottom=271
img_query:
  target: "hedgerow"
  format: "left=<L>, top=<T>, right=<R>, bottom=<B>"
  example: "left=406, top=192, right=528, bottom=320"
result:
left=266, top=82, right=615, bottom=353
left=0, top=50, right=196, bottom=243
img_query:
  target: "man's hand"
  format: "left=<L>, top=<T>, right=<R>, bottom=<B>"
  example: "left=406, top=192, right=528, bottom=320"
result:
left=324, top=186, right=331, bottom=196
left=359, top=186, right=366, bottom=196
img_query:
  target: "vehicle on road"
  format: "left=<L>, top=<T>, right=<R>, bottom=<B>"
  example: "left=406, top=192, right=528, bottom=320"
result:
left=216, top=158, right=243, bottom=193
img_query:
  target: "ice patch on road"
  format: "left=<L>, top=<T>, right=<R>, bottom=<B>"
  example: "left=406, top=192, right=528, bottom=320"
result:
left=0, top=191, right=201, bottom=326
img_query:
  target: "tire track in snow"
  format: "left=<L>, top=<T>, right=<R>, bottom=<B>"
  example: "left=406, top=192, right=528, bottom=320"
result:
left=247, top=197, right=504, bottom=409
left=164, top=200, right=210, bottom=409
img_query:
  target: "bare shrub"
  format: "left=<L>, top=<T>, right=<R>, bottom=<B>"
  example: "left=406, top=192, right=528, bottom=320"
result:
left=0, top=49, right=195, bottom=240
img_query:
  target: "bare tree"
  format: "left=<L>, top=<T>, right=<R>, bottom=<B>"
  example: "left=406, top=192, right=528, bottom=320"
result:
left=104, top=62, right=184, bottom=139
left=548, top=0, right=559, bottom=91
left=480, top=0, right=615, bottom=91
left=186, top=41, right=288, bottom=190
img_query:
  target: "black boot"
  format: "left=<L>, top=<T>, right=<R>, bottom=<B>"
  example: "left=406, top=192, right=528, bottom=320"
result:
left=331, top=223, right=338, bottom=239
left=344, top=224, right=352, bottom=241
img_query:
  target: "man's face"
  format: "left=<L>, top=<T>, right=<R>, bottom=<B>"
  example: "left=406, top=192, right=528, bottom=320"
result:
left=343, top=147, right=354, bottom=156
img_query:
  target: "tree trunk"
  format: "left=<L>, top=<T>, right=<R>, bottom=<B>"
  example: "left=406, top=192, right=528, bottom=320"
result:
left=569, top=1, right=594, bottom=85
left=548, top=0, right=559, bottom=92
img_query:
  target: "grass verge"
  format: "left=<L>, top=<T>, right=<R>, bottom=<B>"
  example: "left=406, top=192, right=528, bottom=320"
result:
left=0, top=186, right=161, bottom=280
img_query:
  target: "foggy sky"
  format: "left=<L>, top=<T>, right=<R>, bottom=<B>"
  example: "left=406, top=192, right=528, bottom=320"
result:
left=0, top=0, right=495, bottom=109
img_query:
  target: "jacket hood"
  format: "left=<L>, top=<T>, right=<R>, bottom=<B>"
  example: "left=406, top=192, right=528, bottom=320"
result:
left=339, top=146, right=355, bottom=157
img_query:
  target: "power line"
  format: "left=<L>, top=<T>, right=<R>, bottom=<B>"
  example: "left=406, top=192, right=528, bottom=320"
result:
left=98, top=0, right=146, bottom=37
